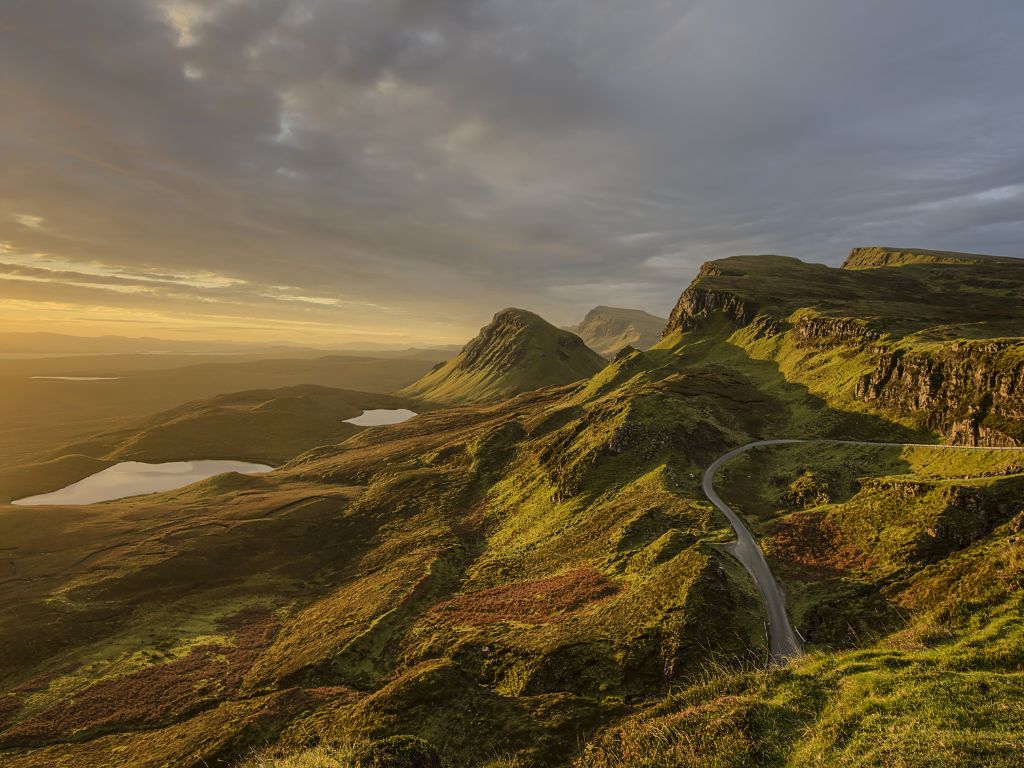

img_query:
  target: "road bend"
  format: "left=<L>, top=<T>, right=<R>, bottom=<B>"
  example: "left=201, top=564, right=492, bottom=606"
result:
left=703, top=438, right=1024, bottom=666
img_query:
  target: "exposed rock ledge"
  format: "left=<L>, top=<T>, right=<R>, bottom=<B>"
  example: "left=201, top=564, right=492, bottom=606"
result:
left=855, top=343, right=1023, bottom=446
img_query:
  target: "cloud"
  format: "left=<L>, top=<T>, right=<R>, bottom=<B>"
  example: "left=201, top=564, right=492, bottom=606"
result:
left=0, top=0, right=1022, bottom=340
left=12, top=214, right=45, bottom=229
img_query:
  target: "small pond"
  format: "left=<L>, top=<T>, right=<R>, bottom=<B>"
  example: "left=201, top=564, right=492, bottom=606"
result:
left=343, top=409, right=418, bottom=426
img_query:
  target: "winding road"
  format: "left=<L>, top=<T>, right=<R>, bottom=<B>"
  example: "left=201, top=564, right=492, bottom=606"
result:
left=704, top=438, right=1024, bottom=666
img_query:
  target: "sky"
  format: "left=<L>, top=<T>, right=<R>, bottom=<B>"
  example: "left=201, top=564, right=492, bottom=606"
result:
left=1, top=1, right=1022, bottom=346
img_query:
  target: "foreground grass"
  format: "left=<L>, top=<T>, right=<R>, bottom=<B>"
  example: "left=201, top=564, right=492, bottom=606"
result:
left=576, top=606, right=1024, bottom=768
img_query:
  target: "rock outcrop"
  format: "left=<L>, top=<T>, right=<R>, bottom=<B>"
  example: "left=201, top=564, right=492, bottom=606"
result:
left=664, top=286, right=756, bottom=335
left=661, top=250, right=1024, bottom=446
left=793, top=314, right=882, bottom=344
left=855, top=342, right=1024, bottom=446
left=843, top=246, right=1022, bottom=270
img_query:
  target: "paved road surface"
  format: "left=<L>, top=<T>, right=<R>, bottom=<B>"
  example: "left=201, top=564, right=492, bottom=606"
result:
left=703, top=438, right=1024, bottom=666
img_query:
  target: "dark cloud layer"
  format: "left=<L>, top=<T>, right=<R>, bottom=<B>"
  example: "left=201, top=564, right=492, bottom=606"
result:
left=1, top=0, right=1022, bottom=342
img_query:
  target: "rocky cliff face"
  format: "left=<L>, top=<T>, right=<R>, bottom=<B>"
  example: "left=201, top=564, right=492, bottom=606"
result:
left=664, top=289, right=755, bottom=334
left=842, top=246, right=1022, bottom=270
left=792, top=314, right=882, bottom=344
left=855, top=342, right=1024, bottom=446
left=662, top=255, right=1024, bottom=446
left=664, top=263, right=757, bottom=336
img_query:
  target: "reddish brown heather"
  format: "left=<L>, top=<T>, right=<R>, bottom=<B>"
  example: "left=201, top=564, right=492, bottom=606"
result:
left=430, top=567, right=618, bottom=626
left=0, top=695, right=22, bottom=728
left=765, top=512, right=874, bottom=578
left=10, top=664, right=80, bottom=694
left=0, top=609, right=278, bottom=748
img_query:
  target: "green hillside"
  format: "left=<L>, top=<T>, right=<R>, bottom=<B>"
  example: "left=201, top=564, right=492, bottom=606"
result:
left=660, top=248, right=1024, bottom=445
left=566, top=306, right=668, bottom=358
left=842, top=245, right=1024, bottom=270
left=578, top=440, right=1024, bottom=767
left=2, top=249, right=1023, bottom=767
left=401, top=309, right=607, bottom=404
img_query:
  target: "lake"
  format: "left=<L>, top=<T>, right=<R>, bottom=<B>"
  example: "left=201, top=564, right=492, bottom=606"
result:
left=12, top=460, right=272, bottom=506
left=344, top=408, right=418, bottom=426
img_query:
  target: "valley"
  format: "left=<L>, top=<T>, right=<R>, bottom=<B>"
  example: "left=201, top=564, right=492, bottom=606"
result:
left=0, top=349, right=450, bottom=473
left=0, top=248, right=1022, bottom=767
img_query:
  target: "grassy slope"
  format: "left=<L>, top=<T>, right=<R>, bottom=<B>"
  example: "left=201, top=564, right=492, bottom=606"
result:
left=2, top=251, right=1023, bottom=766
left=670, top=250, right=1024, bottom=337
left=0, top=318, right=944, bottom=767
left=577, top=440, right=1024, bottom=768
left=0, top=358, right=776, bottom=766
left=402, top=309, right=606, bottom=404
left=657, top=251, right=1024, bottom=444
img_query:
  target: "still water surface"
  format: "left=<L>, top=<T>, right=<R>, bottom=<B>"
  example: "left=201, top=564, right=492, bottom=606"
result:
left=12, top=460, right=272, bottom=506
left=343, top=408, right=417, bottom=426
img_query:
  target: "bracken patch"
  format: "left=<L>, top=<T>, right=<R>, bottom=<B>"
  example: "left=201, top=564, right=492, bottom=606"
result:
left=0, top=694, right=22, bottom=728
left=765, top=511, right=874, bottom=578
left=429, top=567, right=618, bottom=626
left=0, top=608, right=279, bottom=747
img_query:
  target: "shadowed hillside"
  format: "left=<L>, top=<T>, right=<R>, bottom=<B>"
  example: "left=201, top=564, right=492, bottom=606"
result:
left=0, top=385, right=421, bottom=503
left=0, top=351, right=452, bottom=472
left=401, top=309, right=607, bottom=404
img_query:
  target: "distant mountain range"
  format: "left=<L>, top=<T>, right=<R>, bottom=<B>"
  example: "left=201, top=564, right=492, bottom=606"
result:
left=565, top=305, right=668, bottom=358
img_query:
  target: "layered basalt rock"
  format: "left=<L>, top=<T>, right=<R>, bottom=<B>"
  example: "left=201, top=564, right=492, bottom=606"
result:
left=663, top=254, right=1023, bottom=446
left=792, top=314, right=882, bottom=344
left=855, top=342, right=1023, bottom=446
left=664, top=287, right=756, bottom=335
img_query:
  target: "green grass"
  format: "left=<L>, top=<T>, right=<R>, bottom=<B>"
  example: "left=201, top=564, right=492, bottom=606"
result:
left=242, top=735, right=443, bottom=768
left=575, top=610, right=1024, bottom=767
left=714, top=441, right=1024, bottom=646
left=656, top=252, right=1024, bottom=445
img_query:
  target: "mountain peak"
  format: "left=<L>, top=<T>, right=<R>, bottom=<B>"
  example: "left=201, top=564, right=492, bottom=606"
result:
left=567, top=305, right=668, bottom=358
left=401, top=308, right=605, bottom=404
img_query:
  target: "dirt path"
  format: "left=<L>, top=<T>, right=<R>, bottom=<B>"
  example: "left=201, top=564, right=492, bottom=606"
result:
left=704, top=438, right=1024, bottom=666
